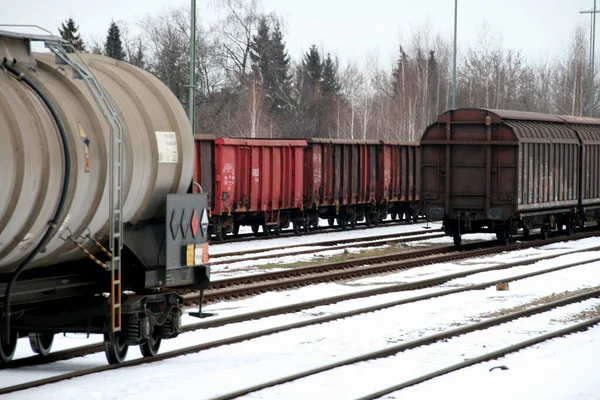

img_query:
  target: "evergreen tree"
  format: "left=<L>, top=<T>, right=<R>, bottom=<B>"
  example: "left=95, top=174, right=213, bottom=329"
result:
left=250, top=18, right=291, bottom=115
left=105, top=22, right=126, bottom=61
left=303, top=44, right=323, bottom=88
left=58, top=17, right=86, bottom=53
left=392, top=46, right=408, bottom=97
left=322, top=53, right=339, bottom=94
left=270, top=22, right=291, bottom=91
left=250, top=17, right=271, bottom=81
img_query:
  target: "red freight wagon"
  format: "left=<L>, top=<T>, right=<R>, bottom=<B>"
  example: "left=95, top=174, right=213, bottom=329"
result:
left=379, top=141, right=421, bottom=221
left=302, top=139, right=379, bottom=229
left=194, top=135, right=306, bottom=239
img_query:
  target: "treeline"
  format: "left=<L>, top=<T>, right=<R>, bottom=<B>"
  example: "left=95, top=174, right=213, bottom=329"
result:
left=59, top=1, right=598, bottom=141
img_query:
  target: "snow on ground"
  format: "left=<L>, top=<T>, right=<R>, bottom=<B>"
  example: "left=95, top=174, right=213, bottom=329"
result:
left=209, top=220, right=442, bottom=255
left=4, top=233, right=600, bottom=399
left=209, top=221, right=444, bottom=276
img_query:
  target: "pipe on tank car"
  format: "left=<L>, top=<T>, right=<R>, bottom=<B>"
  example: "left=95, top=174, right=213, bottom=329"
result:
left=1, top=60, right=72, bottom=345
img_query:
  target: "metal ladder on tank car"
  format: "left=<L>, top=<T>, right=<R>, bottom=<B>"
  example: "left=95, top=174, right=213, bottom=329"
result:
left=46, top=43, right=124, bottom=334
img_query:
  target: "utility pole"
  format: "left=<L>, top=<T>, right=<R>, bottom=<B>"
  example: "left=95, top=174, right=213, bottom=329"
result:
left=189, top=0, right=196, bottom=132
left=581, top=0, right=599, bottom=117
left=452, top=0, right=458, bottom=109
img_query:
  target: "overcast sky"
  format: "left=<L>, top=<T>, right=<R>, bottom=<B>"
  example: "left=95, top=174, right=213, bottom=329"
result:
left=1, top=0, right=598, bottom=67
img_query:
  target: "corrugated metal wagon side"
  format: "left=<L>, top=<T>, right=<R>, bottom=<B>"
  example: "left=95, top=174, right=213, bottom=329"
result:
left=194, top=137, right=306, bottom=239
left=559, top=116, right=600, bottom=223
left=380, top=141, right=421, bottom=222
left=302, top=139, right=380, bottom=230
left=421, top=108, right=581, bottom=245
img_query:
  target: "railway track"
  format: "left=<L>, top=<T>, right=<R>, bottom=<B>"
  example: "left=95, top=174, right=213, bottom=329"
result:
left=354, top=317, right=600, bottom=399
left=3, top=245, right=600, bottom=394
left=209, top=291, right=600, bottom=400
left=210, top=229, right=445, bottom=264
left=196, top=230, right=600, bottom=304
left=209, top=217, right=431, bottom=245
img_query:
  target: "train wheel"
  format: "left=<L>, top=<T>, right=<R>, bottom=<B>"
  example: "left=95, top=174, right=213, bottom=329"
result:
left=496, top=230, right=509, bottom=246
left=337, top=216, right=348, bottom=229
left=327, top=217, right=335, bottom=227
left=541, top=226, right=549, bottom=240
left=29, top=333, right=54, bottom=356
left=262, top=224, right=271, bottom=236
left=293, top=221, right=301, bottom=234
left=233, top=223, right=240, bottom=237
left=413, top=211, right=419, bottom=222
left=214, top=228, right=225, bottom=241
left=566, top=221, right=574, bottom=236
left=391, top=213, right=397, bottom=221
left=104, top=332, right=129, bottom=365
left=140, top=333, right=161, bottom=358
left=452, top=233, right=462, bottom=246
left=0, top=332, right=17, bottom=363
left=365, top=213, right=372, bottom=227
left=251, top=224, right=260, bottom=234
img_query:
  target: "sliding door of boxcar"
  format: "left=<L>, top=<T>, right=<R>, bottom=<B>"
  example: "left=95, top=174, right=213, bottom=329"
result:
left=572, top=125, right=600, bottom=208
left=508, top=120, right=579, bottom=212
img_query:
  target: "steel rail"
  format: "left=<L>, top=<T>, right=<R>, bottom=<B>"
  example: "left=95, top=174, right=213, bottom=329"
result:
left=210, top=218, right=433, bottom=244
left=355, top=316, right=600, bottom=400
left=211, top=230, right=444, bottom=262
left=200, top=231, right=600, bottom=302
left=206, top=229, right=600, bottom=292
left=206, top=289, right=600, bottom=400
left=10, top=243, right=600, bottom=370
left=3, top=252, right=600, bottom=393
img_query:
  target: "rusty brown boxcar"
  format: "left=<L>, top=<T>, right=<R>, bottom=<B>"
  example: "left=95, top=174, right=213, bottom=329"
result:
left=420, top=108, right=586, bottom=245
left=194, top=136, right=306, bottom=239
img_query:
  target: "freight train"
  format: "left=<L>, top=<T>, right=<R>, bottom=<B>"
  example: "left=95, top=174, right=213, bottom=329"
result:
left=193, top=137, right=421, bottom=239
left=3, top=27, right=592, bottom=368
left=420, top=108, right=600, bottom=245
left=0, top=30, right=210, bottom=364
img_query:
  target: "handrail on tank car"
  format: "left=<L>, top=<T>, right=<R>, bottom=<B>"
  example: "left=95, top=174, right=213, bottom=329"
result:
left=0, top=25, right=62, bottom=41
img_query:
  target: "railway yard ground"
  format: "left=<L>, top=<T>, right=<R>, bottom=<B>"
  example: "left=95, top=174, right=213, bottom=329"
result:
left=3, top=220, right=600, bottom=399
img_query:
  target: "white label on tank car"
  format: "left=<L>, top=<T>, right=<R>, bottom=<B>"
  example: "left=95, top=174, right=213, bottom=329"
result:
left=155, top=131, right=178, bottom=163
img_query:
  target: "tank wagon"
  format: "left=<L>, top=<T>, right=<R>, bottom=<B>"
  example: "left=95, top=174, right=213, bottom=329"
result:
left=194, top=137, right=420, bottom=237
left=420, top=108, right=600, bottom=245
left=0, top=30, right=210, bottom=364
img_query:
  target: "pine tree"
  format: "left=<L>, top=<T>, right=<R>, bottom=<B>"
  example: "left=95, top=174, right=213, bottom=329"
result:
left=392, top=46, right=408, bottom=97
left=250, top=18, right=291, bottom=115
left=268, top=22, right=291, bottom=114
left=303, top=44, right=322, bottom=88
left=105, top=22, right=126, bottom=61
left=250, top=17, right=271, bottom=82
left=58, top=17, right=86, bottom=53
left=322, top=53, right=339, bottom=94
